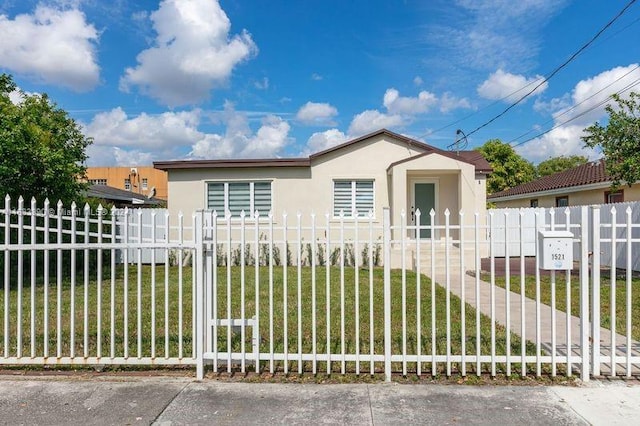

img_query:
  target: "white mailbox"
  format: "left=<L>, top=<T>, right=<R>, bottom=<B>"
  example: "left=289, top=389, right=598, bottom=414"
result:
left=538, top=230, right=574, bottom=270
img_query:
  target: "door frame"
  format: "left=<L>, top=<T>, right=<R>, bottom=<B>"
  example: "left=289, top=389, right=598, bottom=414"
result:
left=409, top=178, right=439, bottom=239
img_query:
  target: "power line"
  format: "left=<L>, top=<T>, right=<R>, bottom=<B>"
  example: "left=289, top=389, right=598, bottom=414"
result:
left=510, top=77, right=640, bottom=148
left=507, top=64, right=640, bottom=143
left=462, top=0, right=638, bottom=139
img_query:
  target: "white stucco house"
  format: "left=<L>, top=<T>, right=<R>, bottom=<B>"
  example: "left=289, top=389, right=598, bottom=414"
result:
left=154, top=129, right=491, bottom=264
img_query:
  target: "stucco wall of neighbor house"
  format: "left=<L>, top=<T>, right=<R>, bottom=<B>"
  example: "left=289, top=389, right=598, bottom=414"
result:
left=491, top=182, right=640, bottom=209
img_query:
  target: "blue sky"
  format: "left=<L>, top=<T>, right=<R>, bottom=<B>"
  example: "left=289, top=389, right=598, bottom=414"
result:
left=1, top=0, right=639, bottom=166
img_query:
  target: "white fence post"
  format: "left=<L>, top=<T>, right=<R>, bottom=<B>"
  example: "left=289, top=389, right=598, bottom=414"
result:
left=579, top=206, right=590, bottom=381
left=591, top=205, right=601, bottom=376
left=195, top=211, right=205, bottom=380
left=383, top=207, right=392, bottom=382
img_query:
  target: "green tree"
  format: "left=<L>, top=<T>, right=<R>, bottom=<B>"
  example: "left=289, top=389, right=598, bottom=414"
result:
left=475, top=139, right=536, bottom=194
left=536, top=155, right=588, bottom=177
left=0, top=74, right=92, bottom=204
left=583, top=92, right=640, bottom=188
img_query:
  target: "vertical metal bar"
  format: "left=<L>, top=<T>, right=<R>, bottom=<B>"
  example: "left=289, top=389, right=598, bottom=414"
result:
left=195, top=212, right=205, bottom=380
left=226, top=212, right=232, bottom=373
left=69, top=201, right=76, bottom=359
left=340, top=210, right=345, bottom=375
left=579, top=206, right=590, bottom=381
left=83, top=204, right=90, bottom=359
left=474, top=212, right=481, bottom=376
left=268, top=212, right=274, bottom=374
left=240, top=211, right=246, bottom=373
left=297, top=212, right=303, bottom=375
left=625, top=206, right=632, bottom=377
left=110, top=207, right=116, bottom=359
left=550, top=209, right=557, bottom=376
left=504, top=210, right=511, bottom=377
left=56, top=201, right=63, bottom=358
left=401, top=210, right=407, bottom=377
left=178, top=212, right=184, bottom=360
left=164, top=211, right=170, bottom=359
left=123, top=209, right=129, bottom=359
left=354, top=212, right=360, bottom=376
left=430, top=209, right=436, bottom=376
left=97, top=205, right=103, bottom=359
left=192, top=212, right=197, bottom=360
left=254, top=212, right=260, bottom=373
left=519, top=209, right=526, bottom=376
left=383, top=207, right=391, bottom=382
left=136, top=210, right=143, bottom=359
left=460, top=211, right=466, bottom=377
left=325, top=212, right=331, bottom=375
left=445, top=209, right=451, bottom=377
left=43, top=199, right=50, bottom=358
left=30, top=198, right=36, bottom=358
left=368, top=211, right=374, bottom=376
left=416, top=209, right=421, bottom=376
left=151, top=211, right=157, bottom=359
left=17, top=197, right=24, bottom=358
left=489, top=211, right=496, bottom=376
left=564, top=208, right=572, bottom=376
left=534, top=209, right=541, bottom=376
left=4, top=195, right=11, bottom=358
left=610, top=207, right=617, bottom=377
left=591, top=205, right=601, bottom=376
left=311, top=213, right=317, bottom=375
left=211, top=211, right=218, bottom=372
left=282, top=212, right=288, bottom=374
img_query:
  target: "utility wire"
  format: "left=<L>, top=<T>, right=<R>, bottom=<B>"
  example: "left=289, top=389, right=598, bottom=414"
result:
left=462, top=0, right=638, bottom=139
left=510, top=77, right=640, bottom=148
left=508, top=64, right=640, bottom=143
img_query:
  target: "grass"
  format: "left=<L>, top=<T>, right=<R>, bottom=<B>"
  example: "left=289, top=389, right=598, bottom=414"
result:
left=0, top=264, right=534, bottom=375
left=483, top=271, right=640, bottom=341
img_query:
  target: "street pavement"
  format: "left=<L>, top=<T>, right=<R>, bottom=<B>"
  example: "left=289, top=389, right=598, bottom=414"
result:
left=0, top=375, right=638, bottom=425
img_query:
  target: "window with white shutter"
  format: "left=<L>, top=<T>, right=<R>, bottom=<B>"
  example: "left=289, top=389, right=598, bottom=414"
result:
left=207, top=181, right=272, bottom=218
left=333, top=179, right=374, bottom=218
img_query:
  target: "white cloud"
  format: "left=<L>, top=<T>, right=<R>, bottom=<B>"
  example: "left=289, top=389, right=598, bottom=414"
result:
left=517, top=63, right=640, bottom=162
left=383, top=88, right=438, bottom=115
left=254, top=77, right=269, bottom=90
left=439, top=92, right=472, bottom=113
left=413, top=76, right=423, bottom=86
left=190, top=102, right=290, bottom=159
left=0, top=5, right=99, bottom=91
left=348, top=110, right=405, bottom=136
left=296, top=102, right=338, bottom=126
left=477, top=69, right=547, bottom=102
left=533, top=93, right=571, bottom=114
left=311, top=73, right=323, bottom=81
left=120, top=0, right=257, bottom=106
left=304, top=129, right=348, bottom=155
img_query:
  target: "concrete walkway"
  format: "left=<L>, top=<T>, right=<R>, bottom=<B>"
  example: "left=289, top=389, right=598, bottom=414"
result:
left=424, top=256, right=639, bottom=376
left=1, top=375, right=639, bottom=425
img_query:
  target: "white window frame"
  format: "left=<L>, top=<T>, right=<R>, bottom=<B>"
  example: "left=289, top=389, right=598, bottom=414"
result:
left=206, top=180, right=273, bottom=219
left=89, top=178, right=107, bottom=186
left=332, top=179, right=375, bottom=219
left=124, top=178, right=131, bottom=191
left=142, top=178, right=148, bottom=190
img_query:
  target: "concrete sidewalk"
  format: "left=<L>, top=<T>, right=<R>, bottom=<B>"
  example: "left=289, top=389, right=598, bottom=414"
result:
left=0, top=376, right=639, bottom=425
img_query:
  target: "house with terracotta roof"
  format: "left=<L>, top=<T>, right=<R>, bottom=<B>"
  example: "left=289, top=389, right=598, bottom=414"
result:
left=154, top=129, right=491, bottom=249
left=488, top=159, right=640, bottom=208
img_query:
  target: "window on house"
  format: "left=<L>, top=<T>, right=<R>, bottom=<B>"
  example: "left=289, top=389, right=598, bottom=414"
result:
left=124, top=178, right=131, bottom=191
left=530, top=199, right=539, bottom=207
left=207, top=181, right=272, bottom=217
left=555, top=196, right=569, bottom=207
left=333, top=179, right=374, bottom=218
left=89, top=179, right=107, bottom=186
left=142, top=178, right=148, bottom=190
left=604, top=190, right=623, bottom=204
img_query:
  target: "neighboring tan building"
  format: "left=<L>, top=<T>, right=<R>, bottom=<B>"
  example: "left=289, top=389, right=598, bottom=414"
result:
left=154, top=129, right=492, bottom=251
left=85, top=166, right=168, bottom=200
left=488, top=159, right=640, bottom=208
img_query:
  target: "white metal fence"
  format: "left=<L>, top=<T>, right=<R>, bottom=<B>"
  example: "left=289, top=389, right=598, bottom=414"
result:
left=1, top=196, right=638, bottom=381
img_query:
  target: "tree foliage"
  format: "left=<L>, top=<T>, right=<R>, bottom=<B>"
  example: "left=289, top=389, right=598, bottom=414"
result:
left=582, top=92, right=640, bottom=188
left=0, top=74, right=92, bottom=204
left=536, top=155, right=588, bottom=177
left=475, top=139, right=536, bottom=194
